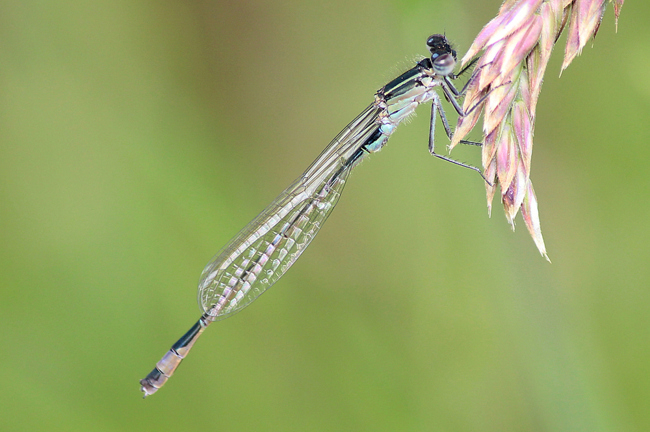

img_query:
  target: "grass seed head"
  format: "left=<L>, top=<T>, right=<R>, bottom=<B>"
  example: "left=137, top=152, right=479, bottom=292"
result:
left=452, top=0, right=623, bottom=260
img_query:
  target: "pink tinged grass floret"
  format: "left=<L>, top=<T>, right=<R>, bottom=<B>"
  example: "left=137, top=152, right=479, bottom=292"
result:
left=449, top=0, right=623, bottom=259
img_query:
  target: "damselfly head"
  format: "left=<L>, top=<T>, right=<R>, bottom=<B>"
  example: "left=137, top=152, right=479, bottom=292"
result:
left=426, top=34, right=457, bottom=76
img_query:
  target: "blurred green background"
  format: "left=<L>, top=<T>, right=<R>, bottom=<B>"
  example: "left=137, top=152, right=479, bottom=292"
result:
left=1, top=1, right=649, bottom=431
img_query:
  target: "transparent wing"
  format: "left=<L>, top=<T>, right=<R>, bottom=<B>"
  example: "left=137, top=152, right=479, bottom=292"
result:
left=197, top=104, right=381, bottom=320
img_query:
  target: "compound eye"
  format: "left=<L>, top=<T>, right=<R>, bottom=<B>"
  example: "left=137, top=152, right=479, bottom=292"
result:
left=426, top=34, right=445, bottom=48
left=433, top=53, right=456, bottom=76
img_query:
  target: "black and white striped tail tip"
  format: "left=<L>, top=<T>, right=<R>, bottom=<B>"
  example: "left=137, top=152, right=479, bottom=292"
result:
left=140, top=368, right=167, bottom=398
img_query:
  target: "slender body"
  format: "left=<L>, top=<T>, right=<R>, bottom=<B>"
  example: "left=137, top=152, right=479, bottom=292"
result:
left=140, top=34, right=480, bottom=397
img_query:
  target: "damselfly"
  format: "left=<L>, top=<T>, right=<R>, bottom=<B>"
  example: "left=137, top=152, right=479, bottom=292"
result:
left=140, top=34, right=484, bottom=397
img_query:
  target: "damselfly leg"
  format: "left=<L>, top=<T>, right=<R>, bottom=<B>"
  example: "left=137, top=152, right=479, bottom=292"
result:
left=428, top=91, right=489, bottom=184
left=428, top=57, right=512, bottom=186
left=427, top=61, right=490, bottom=183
